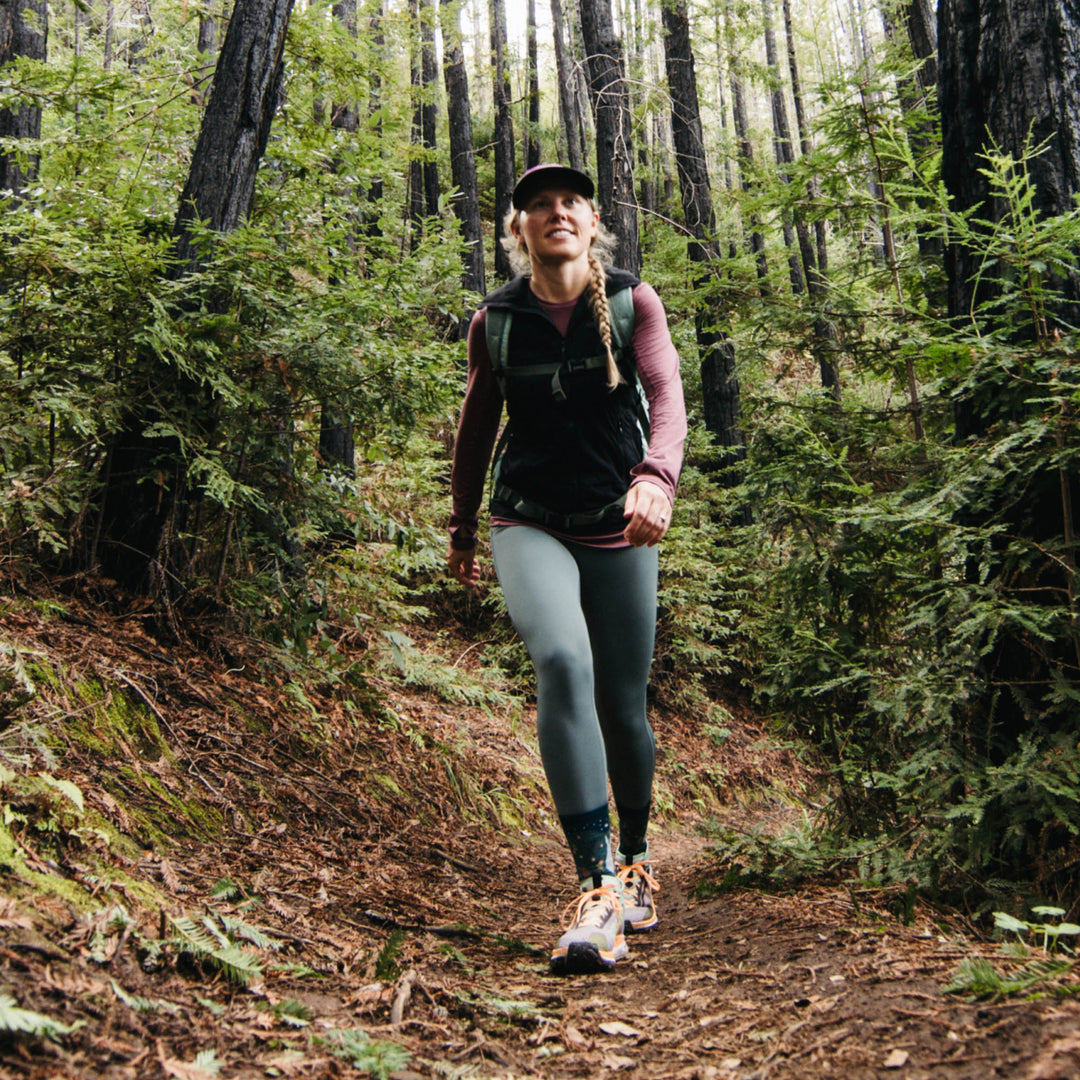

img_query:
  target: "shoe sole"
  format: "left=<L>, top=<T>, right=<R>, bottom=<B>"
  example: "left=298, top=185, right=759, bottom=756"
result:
left=550, top=938, right=627, bottom=975
left=624, top=912, right=658, bottom=933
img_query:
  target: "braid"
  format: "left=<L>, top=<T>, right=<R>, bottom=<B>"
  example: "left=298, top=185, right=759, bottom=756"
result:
left=586, top=254, right=625, bottom=389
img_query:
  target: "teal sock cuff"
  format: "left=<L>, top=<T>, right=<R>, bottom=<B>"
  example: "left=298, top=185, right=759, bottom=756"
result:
left=559, top=805, right=613, bottom=882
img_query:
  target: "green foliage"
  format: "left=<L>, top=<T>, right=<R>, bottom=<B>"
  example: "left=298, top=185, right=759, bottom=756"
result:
left=0, top=994, right=83, bottom=1042
left=374, top=928, right=406, bottom=982
left=168, top=911, right=281, bottom=986
left=315, top=1027, right=411, bottom=1078
left=0, top=1, right=469, bottom=628
left=943, top=955, right=1075, bottom=1000
left=731, top=137, right=1080, bottom=904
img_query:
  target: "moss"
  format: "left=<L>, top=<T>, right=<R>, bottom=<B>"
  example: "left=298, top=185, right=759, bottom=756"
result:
left=110, top=766, right=224, bottom=843
left=65, top=679, right=174, bottom=764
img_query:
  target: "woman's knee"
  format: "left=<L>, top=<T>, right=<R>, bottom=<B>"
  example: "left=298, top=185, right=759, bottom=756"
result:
left=533, top=642, right=593, bottom=697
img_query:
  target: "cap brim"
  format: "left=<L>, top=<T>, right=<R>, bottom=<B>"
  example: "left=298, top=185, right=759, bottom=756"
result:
left=512, top=165, right=595, bottom=209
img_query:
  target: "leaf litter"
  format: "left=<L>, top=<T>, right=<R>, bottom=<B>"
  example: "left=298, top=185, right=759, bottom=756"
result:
left=0, top=586, right=1079, bottom=1078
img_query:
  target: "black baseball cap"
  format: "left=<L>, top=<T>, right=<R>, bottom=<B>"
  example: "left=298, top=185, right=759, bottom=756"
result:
left=511, top=164, right=595, bottom=209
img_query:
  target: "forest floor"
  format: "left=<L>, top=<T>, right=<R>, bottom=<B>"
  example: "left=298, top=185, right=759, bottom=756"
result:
left=2, top=579, right=1080, bottom=1080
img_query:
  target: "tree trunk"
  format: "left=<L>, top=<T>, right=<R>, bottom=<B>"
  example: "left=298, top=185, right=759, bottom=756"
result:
left=762, top=0, right=805, bottom=295
left=0, top=0, right=47, bottom=199
left=366, top=1, right=385, bottom=234
left=98, top=0, right=295, bottom=594
left=172, top=0, right=292, bottom=273
left=726, top=0, right=768, bottom=284
left=662, top=0, right=747, bottom=499
left=782, top=0, right=841, bottom=397
left=490, top=0, right=516, bottom=281
left=194, top=2, right=220, bottom=107
left=442, top=0, right=486, bottom=305
left=881, top=0, right=943, bottom=263
left=940, top=0, right=1080, bottom=736
left=940, top=0, right=1080, bottom=331
left=524, top=0, right=541, bottom=169
left=579, top=0, right=640, bottom=274
left=319, top=0, right=360, bottom=477
left=408, top=0, right=439, bottom=236
left=550, top=0, right=584, bottom=171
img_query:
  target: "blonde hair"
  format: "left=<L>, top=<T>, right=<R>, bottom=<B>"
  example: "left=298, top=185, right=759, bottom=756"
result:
left=502, top=203, right=625, bottom=389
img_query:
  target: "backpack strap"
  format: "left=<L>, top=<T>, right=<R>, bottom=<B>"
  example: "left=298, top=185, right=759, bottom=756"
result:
left=485, top=307, right=513, bottom=398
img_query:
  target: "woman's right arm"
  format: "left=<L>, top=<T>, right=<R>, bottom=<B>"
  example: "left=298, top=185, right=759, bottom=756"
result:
left=447, top=310, right=503, bottom=586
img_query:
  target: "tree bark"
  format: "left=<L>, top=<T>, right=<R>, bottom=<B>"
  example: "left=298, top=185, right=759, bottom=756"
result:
left=781, top=0, right=841, bottom=397
left=172, top=0, right=293, bottom=273
left=762, top=0, right=805, bottom=295
left=98, top=0, right=295, bottom=593
left=408, top=0, right=440, bottom=237
left=725, top=0, right=768, bottom=285
left=662, top=0, right=746, bottom=497
left=319, top=0, right=360, bottom=477
left=525, top=0, right=541, bottom=169
left=940, top=0, right=1080, bottom=331
left=550, top=0, right=585, bottom=170
left=490, top=0, right=516, bottom=281
left=579, top=0, right=640, bottom=274
left=0, top=0, right=47, bottom=199
left=365, top=1, right=385, bottom=233
left=442, top=0, right=486, bottom=304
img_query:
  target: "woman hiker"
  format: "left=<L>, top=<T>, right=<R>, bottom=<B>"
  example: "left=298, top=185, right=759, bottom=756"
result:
left=447, top=164, right=687, bottom=975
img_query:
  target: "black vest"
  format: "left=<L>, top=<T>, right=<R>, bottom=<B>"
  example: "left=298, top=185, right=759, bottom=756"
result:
left=483, top=269, right=643, bottom=527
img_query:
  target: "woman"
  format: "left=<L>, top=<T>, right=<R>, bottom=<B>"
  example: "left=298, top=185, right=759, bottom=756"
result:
left=447, top=164, right=686, bottom=975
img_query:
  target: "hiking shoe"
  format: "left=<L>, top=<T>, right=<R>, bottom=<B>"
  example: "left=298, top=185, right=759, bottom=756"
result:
left=617, top=859, right=659, bottom=932
left=550, top=881, right=627, bottom=975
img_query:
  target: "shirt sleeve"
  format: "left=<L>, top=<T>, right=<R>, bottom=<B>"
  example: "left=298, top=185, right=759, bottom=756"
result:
left=448, top=309, right=504, bottom=551
left=628, top=282, right=687, bottom=504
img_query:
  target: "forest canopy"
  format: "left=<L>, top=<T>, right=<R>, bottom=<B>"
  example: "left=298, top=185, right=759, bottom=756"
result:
left=3, top=0, right=1080, bottom=909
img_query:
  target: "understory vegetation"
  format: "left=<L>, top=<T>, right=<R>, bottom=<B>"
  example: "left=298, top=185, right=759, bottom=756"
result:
left=2, top=0, right=1080, bottom=921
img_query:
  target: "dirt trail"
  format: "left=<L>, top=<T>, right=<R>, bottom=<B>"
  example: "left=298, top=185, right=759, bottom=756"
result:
left=2, top=594, right=1080, bottom=1079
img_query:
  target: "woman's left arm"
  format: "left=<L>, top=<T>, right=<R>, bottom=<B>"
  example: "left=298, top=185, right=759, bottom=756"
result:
left=622, top=282, right=688, bottom=547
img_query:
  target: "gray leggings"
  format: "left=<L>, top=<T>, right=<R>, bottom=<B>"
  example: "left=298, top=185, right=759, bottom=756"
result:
left=490, top=525, right=658, bottom=818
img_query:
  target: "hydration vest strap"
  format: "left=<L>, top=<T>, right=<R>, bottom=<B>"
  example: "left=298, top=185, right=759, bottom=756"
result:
left=492, top=482, right=627, bottom=530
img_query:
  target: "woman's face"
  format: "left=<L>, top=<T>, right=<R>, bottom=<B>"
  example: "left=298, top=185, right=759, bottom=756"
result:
left=513, top=187, right=599, bottom=267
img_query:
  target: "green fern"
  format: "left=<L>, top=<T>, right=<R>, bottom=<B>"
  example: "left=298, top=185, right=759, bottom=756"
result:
left=110, top=979, right=181, bottom=1015
left=0, top=995, right=82, bottom=1041
left=945, top=955, right=1075, bottom=1000
left=315, top=1028, right=411, bottom=1079
left=168, top=914, right=266, bottom=986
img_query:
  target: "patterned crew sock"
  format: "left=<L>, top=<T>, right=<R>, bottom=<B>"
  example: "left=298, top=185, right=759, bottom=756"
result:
left=558, top=805, right=615, bottom=885
left=615, top=801, right=651, bottom=864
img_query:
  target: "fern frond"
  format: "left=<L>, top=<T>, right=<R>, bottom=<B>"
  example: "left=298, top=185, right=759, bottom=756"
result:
left=220, top=914, right=280, bottom=952
left=0, top=994, right=81, bottom=1041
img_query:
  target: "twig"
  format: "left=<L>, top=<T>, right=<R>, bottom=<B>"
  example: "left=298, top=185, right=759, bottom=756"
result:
left=112, top=670, right=221, bottom=799
left=390, top=969, right=417, bottom=1026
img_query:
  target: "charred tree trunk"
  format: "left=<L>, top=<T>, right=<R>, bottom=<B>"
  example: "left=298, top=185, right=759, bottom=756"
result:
left=580, top=0, right=640, bottom=274
left=97, top=0, right=295, bottom=595
left=0, top=0, right=47, bottom=199
left=524, top=0, right=541, bottom=169
left=490, top=0, right=516, bottom=281
left=662, top=0, right=747, bottom=505
left=726, top=0, right=768, bottom=285
left=318, top=0, right=360, bottom=477
left=762, top=0, right=805, bottom=295
left=881, top=0, right=943, bottom=263
left=940, top=0, right=1080, bottom=736
left=941, top=0, right=1080, bottom=333
left=408, top=0, right=439, bottom=237
left=365, top=1, right=385, bottom=234
left=442, top=0, right=486, bottom=306
left=782, top=0, right=841, bottom=398
left=551, top=0, right=585, bottom=171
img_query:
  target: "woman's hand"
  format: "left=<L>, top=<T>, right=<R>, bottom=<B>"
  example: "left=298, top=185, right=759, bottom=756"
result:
left=622, top=481, right=671, bottom=547
left=447, top=545, right=483, bottom=589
